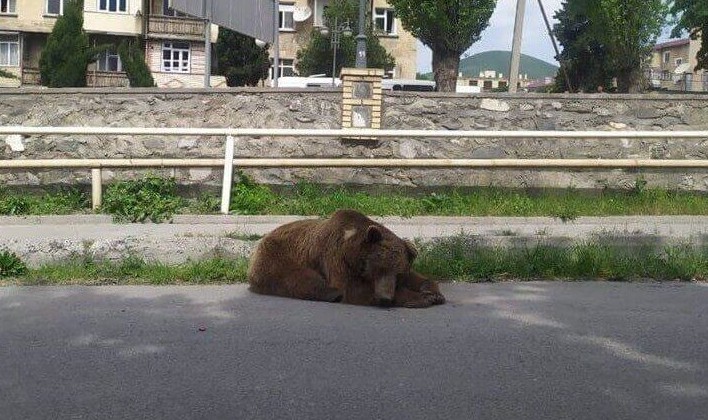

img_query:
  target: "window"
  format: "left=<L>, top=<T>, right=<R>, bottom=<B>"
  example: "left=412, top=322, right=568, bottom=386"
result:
left=1, top=0, right=16, bottom=14
left=270, top=58, right=295, bottom=78
left=97, top=50, right=122, bottom=72
left=46, top=0, right=65, bottom=15
left=279, top=3, right=294, bottom=31
left=374, top=8, right=395, bottom=35
left=162, top=41, right=190, bottom=73
left=662, top=51, right=670, bottom=64
left=675, top=58, right=683, bottom=66
left=0, top=35, right=19, bottom=67
left=98, top=0, right=127, bottom=12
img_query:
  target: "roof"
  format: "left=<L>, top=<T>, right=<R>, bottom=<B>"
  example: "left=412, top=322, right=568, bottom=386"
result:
left=653, top=39, right=690, bottom=51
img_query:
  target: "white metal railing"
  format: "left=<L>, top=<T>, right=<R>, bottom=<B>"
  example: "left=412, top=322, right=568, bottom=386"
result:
left=0, top=126, right=706, bottom=214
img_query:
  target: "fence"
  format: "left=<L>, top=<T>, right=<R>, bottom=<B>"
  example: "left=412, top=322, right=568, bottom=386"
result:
left=1, top=126, right=707, bottom=214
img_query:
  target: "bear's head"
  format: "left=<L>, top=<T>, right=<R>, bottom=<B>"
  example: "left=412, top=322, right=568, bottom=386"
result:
left=358, top=225, right=417, bottom=306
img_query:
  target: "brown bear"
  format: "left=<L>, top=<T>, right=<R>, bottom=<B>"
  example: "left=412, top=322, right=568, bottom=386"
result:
left=247, top=209, right=445, bottom=308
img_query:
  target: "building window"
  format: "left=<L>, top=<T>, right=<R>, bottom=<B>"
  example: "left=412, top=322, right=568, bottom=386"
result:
left=98, top=0, right=127, bottom=12
left=162, top=41, right=190, bottom=73
left=46, top=0, right=66, bottom=15
left=470, top=80, right=478, bottom=86
left=270, top=58, right=295, bottom=78
left=675, top=58, right=683, bottom=66
left=279, top=3, right=294, bottom=31
left=1, top=0, right=16, bottom=14
left=97, top=50, right=122, bottom=72
left=662, top=51, right=670, bottom=64
left=0, top=35, right=19, bottom=67
left=374, top=8, right=395, bottom=35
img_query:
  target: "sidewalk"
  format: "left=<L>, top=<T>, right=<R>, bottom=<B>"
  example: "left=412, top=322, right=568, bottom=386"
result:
left=1, top=215, right=706, bottom=267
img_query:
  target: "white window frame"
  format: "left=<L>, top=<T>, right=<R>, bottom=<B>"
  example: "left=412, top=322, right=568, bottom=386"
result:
left=662, top=51, right=670, bottom=64
left=374, top=8, right=396, bottom=35
left=0, top=0, right=16, bottom=14
left=675, top=58, right=683, bottom=66
left=162, top=41, right=190, bottom=73
left=46, top=0, right=65, bottom=15
left=97, top=50, right=123, bottom=72
left=0, top=34, right=20, bottom=67
left=98, top=0, right=127, bottom=13
left=270, top=58, right=295, bottom=78
left=279, top=3, right=295, bottom=31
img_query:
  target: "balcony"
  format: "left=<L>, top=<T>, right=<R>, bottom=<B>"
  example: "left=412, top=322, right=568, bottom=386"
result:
left=147, top=15, right=205, bottom=41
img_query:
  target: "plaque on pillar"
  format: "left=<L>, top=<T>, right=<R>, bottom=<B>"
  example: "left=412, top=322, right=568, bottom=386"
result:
left=340, top=68, right=384, bottom=140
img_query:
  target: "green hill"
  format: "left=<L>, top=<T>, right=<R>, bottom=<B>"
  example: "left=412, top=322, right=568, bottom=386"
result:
left=419, top=51, right=559, bottom=80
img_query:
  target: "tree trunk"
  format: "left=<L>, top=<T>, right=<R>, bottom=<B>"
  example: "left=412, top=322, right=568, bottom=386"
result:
left=432, top=49, right=460, bottom=92
left=616, top=67, right=642, bottom=93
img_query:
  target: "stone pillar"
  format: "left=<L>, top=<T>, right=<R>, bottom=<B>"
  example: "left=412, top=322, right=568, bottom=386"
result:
left=340, top=68, right=384, bottom=139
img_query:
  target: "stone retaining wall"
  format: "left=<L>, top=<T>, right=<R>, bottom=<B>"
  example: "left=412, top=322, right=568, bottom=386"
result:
left=1, top=88, right=707, bottom=191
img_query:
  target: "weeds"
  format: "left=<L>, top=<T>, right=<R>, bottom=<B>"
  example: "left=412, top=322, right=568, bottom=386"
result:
left=0, top=249, right=28, bottom=278
left=101, top=175, right=183, bottom=223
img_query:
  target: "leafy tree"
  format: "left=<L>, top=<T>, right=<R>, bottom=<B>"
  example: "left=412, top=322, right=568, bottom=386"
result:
left=296, top=0, right=395, bottom=77
left=387, top=0, right=496, bottom=92
left=669, top=0, right=708, bottom=70
left=39, top=0, right=99, bottom=87
left=552, top=0, right=612, bottom=92
left=552, top=0, right=667, bottom=93
left=215, top=28, right=270, bottom=87
left=117, top=38, right=155, bottom=87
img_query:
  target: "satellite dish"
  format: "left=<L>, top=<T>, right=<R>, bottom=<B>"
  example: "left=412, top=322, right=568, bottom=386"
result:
left=293, top=6, right=312, bottom=22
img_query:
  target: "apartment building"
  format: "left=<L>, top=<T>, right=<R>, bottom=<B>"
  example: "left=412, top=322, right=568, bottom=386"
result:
left=273, top=0, right=417, bottom=80
left=0, top=0, right=221, bottom=88
left=650, top=36, right=707, bottom=92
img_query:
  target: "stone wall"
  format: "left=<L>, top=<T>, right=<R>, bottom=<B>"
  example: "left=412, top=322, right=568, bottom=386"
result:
left=1, top=88, right=707, bottom=191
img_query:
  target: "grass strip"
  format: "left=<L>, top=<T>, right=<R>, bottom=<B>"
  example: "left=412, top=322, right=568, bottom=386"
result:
left=2, top=241, right=705, bottom=286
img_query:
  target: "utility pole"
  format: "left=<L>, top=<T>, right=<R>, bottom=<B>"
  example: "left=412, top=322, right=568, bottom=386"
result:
left=508, top=0, right=526, bottom=93
left=203, top=0, right=212, bottom=88
left=355, top=0, right=366, bottom=68
left=273, top=0, right=280, bottom=87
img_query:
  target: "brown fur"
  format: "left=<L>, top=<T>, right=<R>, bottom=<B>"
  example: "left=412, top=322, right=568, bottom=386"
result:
left=248, top=209, right=445, bottom=308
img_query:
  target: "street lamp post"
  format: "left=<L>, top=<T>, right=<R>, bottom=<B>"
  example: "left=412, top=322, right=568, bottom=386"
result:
left=355, top=0, right=366, bottom=68
left=320, top=17, right=353, bottom=87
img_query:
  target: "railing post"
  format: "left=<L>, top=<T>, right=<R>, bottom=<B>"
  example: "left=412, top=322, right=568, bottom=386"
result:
left=91, top=168, right=102, bottom=210
left=220, top=135, right=235, bottom=215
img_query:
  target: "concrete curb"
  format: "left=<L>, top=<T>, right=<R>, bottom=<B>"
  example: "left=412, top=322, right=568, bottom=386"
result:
left=1, top=215, right=706, bottom=267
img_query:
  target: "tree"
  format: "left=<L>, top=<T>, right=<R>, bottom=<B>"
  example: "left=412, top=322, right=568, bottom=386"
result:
left=552, top=0, right=667, bottom=93
left=118, top=38, right=155, bottom=87
left=669, top=0, right=708, bottom=71
left=296, top=0, right=395, bottom=77
left=552, top=0, right=612, bottom=92
left=39, top=0, right=98, bottom=87
left=215, top=28, right=270, bottom=87
left=387, top=0, right=496, bottom=92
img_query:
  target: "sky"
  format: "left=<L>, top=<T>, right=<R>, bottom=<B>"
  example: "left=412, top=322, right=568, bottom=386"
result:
left=416, top=0, right=674, bottom=73
left=417, top=0, right=564, bottom=73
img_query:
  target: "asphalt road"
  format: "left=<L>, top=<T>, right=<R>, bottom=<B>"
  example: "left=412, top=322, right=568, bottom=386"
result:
left=1, top=282, right=707, bottom=420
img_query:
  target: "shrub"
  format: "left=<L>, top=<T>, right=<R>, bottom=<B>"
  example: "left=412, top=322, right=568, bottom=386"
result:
left=118, top=38, right=155, bottom=87
left=0, top=250, right=28, bottom=278
left=102, top=175, right=183, bottom=223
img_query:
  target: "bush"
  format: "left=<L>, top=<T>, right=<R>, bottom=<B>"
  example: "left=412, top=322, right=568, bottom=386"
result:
left=39, top=0, right=98, bottom=87
left=0, top=250, right=28, bottom=278
left=102, top=175, right=183, bottom=223
left=118, top=38, right=155, bottom=87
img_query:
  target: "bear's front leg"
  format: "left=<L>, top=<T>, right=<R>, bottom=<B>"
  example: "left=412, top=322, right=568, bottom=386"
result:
left=394, top=271, right=446, bottom=307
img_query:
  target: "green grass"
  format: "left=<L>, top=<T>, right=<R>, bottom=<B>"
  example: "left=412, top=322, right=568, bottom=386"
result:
left=1, top=175, right=707, bottom=219
left=414, top=236, right=708, bottom=282
left=2, top=239, right=705, bottom=285
left=4, top=256, right=249, bottom=286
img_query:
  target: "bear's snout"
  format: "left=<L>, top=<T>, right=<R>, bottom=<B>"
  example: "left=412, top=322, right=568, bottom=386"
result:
left=374, top=275, right=397, bottom=303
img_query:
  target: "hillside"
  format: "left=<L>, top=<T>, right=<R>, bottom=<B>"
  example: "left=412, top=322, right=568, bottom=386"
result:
left=419, top=51, right=559, bottom=80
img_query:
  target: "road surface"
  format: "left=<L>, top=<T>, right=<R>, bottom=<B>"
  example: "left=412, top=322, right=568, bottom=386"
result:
left=1, top=282, right=707, bottom=420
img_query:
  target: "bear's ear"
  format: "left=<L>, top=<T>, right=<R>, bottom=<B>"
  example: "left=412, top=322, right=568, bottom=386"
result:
left=366, top=225, right=383, bottom=243
left=404, top=239, right=418, bottom=261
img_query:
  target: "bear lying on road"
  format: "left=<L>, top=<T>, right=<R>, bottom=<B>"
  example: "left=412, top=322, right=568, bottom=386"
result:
left=248, top=209, right=445, bottom=308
